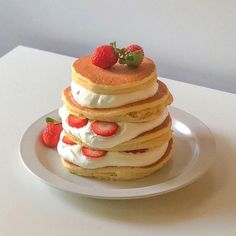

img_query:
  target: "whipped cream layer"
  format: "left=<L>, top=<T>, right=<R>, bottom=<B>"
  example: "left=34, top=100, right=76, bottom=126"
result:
left=58, top=131, right=169, bottom=169
left=59, top=106, right=169, bottom=149
left=71, top=80, right=159, bottom=108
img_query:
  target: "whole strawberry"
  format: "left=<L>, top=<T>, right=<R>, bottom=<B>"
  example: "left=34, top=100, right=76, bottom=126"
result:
left=127, top=44, right=143, bottom=52
left=122, top=44, right=144, bottom=67
left=42, top=117, right=63, bottom=148
left=91, top=45, right=118, bottom=69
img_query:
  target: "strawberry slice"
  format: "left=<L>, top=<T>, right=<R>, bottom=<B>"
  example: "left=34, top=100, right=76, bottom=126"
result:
left=62, top=136, right=76, bottom=145
left=91, top=121, right=118, bottom=137
left=68, top=114, right=88, bottom=128
left=125, top=149, right=148, bottom=154
left=81, top=146, right=107, bottom=158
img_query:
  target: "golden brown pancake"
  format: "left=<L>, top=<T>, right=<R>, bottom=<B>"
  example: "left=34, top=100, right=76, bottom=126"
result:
left=72, top=56, right=157, bottom=94
left=62, top=80, right=173, bottom=122
left=61, top=139, right=173, bottom=180
left=73, top=56, right=156, bottom=85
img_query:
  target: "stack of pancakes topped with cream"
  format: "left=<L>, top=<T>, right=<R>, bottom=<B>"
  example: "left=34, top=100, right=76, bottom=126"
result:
left=57, top=46, right=173, bottom=180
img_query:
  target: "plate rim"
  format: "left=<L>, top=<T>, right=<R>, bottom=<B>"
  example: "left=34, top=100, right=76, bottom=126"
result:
left=19, top=107, right=216, bottom=200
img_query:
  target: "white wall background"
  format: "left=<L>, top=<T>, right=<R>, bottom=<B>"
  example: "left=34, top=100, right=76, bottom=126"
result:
left=1, top=0, right=235, bottom=93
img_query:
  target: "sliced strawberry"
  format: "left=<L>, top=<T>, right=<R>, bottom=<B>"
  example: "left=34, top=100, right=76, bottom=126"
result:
left=81, top=146, right=107, bottom=158
left=68, top=114, right=88, bottom=128
left=62, top=136, right=76, bottom=145
left=125, top=149, right=148, bottom=154
left=91, top=121, right=118, bottom=137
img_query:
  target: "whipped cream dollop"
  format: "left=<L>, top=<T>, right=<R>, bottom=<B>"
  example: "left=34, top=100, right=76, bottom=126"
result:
left=59, top=106, right=169, bottom=149
left=70, top=81, right=159, bottom=108
left=57, top=131, right=168, bottom=169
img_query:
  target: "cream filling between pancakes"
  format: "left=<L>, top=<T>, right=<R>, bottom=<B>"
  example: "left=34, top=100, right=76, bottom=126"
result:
left=59, top=106, right=169, bottom=149
left=57, top=131, right=169, bottom=169
left=70, top=80, right=159, bottom=108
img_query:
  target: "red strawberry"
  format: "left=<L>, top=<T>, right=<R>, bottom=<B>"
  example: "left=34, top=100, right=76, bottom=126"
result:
left=42, top=117, right=63, bottom=148
left=68, top=114, right=88, bottom=128
left=81, top=146, right=107, bottom=158
left=91, top=45, right=118, bottom=69
left=62, top=136, right=76, bottom=145
left=126, top=44, right=144, bottom=54
left=125, top=149, right=148, bottom=154
left=123, top=44, right=144, bottom=67
left=91, top=121, right=118, bottom=137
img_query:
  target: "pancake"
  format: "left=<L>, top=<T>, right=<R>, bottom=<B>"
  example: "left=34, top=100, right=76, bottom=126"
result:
left=64, top=115, right=172, bottom=151
left=60, top=139, right=173, bottom=180
left=72, top=56, right=157, bottom=94
left=62, top=80, right=173, bottom=122
left=110, top=117, right=172, bottom=151
left=66, top=130, right=172, bottom=152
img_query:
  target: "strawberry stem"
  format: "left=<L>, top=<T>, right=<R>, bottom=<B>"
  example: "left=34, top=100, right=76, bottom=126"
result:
left=45, top=117, right=61, bottom=124
left=110, top=41, right=116, bottom=48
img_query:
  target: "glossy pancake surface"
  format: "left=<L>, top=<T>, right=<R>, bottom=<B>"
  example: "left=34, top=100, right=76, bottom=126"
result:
left=72, top=56, right=156, bottom=85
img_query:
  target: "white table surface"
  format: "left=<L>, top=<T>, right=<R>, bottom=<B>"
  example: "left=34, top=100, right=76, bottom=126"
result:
left=0, top=46, right=235, bottom=236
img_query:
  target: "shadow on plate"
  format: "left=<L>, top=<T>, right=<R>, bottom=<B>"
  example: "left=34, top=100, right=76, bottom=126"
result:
left=48, top=131, right=235, bottom=225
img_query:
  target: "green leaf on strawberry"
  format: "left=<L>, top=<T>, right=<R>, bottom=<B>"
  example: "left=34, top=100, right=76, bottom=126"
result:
left=123, top=51, right=144, bottom=67
left=91, top=42, right=144, bottom=69
left=42, top=119, right=62, bottom=148
left=45, top=117, right=61, bottom=124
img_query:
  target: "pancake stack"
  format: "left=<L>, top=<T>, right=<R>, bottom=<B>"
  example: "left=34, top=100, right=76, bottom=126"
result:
left=57, top=55, right=173, bottom=180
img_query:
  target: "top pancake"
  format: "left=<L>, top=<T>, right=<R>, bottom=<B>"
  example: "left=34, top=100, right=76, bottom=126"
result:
left=73, top=56, right=156, bottom=85
left=72, top=56, right=157, bottom=94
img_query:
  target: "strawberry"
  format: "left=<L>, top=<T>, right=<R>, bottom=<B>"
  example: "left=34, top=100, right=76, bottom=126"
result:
left=91, top=121, right=118, bottom=137
left=62, top=136, right=76, bottom=145
left=122, top=44, right=144, bottom=67
left=126, top=44, right=144, bottom=54
left=68, top=114, right=88, bottom=128
left=81, top=146, right=107, bottom=158
left=42, top=117, right=63, bottom=148
left=125, top=149, right=148, bottom=154
left=91, top=42, right=145, bottom=68
left=91, top=45, right=118, bottom=69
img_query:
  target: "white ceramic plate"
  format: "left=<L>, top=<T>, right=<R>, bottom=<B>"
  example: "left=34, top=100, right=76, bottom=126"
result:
left=19, top=107, right=216, bottom=200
